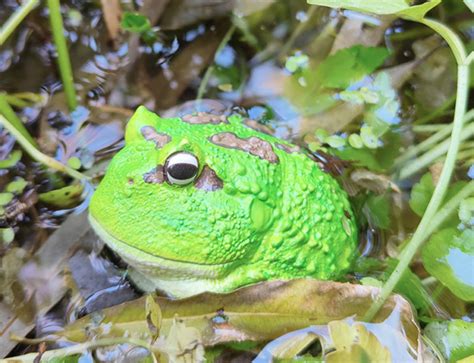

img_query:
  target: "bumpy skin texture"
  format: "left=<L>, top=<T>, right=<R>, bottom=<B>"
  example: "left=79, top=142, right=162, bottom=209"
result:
left=89, top=106, right=358, bottom=298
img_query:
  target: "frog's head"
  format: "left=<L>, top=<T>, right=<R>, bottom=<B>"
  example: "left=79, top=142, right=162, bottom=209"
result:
left=89, top=106, right=280, bottom=279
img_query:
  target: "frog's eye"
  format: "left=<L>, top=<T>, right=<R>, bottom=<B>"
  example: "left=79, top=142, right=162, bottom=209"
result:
left=165, top=152, right=199, bottom=185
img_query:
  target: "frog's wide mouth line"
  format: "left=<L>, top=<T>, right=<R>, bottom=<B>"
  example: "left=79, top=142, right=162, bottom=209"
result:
left=88, top=214, right=237, bottom=277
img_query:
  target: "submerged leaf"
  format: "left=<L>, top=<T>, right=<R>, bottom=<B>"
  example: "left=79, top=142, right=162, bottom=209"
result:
left=409, top=173, right=435, bottom=217
left=58, top=280, right=419, bottom=350
left=422, top=228, right=474, bottom=301
left=318, top=46, right=389, bottom=89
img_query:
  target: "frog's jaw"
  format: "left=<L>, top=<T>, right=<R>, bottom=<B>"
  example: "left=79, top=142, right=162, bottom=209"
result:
left=90, top=213, right=261, bottom=298
left=89, top=214, right=235, bottom=280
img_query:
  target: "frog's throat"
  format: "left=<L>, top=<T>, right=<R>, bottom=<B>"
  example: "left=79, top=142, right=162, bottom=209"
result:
left=88, top=214, right=234, bottom=279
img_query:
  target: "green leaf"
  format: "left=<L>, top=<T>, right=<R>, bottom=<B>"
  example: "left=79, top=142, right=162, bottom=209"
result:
left=326, top=135, right=346, bottom=148
left=334, top=147, right=382, bottom=171
left=409, top=173, right=434, bottom=217
left=365, top=193, right=390, bottom=229
left=318, top=46, right=389, bottom=89
left=6, top=177, right=27, bottom=194
left=0, top=192, right=14, bottom=206
left=121, top=12, right=151, bottom=33
left=459, top=198, right=474, bottom=227
left=409, top=173, right=467, bottom=226
left=425, top=320, right=474, bottom=362
left=422, top=228, right=474, bottom=301
left=464, top=0, right=474, bottom=12
left=307, top=0, right=441, bottom=20
left=0, top=150, right=22, bottom=169
left=67, top=156, right=82, bottom=170
left=0, top=227, right=14, bottom=245
left=38, top=184, right=84, bottom=208
left=348, top=134, right=363, bottom=149
left=285, top=53, right=309, bottom=73
left=360, top=125, right=379, bottom=149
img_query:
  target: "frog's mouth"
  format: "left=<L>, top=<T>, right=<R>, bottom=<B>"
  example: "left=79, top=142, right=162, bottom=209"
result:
left=88, top=214, right=236, bottom=279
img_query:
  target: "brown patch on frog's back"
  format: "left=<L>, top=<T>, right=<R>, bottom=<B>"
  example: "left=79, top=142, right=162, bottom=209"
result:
left=243, top=119, right=273, bottom=135
left=210, top=132, right=279, bottom=163
left=141, top=126, right=171, bottom=149
left=195, top=166, right=223, bottom=191
left=143, top=165, right=165, bottom=184
left=181, top=112, right=228, bottom=125
left=275, top=143, right=302, bottom=154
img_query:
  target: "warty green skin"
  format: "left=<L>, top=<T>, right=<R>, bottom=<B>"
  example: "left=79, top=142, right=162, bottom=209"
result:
left=89, top=106, right=358, bottom=298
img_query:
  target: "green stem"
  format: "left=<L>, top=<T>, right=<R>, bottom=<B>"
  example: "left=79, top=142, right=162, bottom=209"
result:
left=364, top=62, right=470, bottom=321
left=395, top=110, right=474, bottom=167
left=414, top=95, right=455, bottom=125
left=0, top=0, right=39, bottom=45
left=0, top=114, right=89, bottom=180
left=196, top=25, right=235, bottom=101
left=278, top=5, right=318, bottom=59
left=395, top=121, right=474, bottom=179
left=412, top=124, right=449, bottom=133
left=0, top=93, right=38, bottom=147
left=47, top=0, right=77, bottom=111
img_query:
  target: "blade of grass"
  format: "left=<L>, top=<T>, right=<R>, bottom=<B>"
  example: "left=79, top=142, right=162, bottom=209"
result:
left=0, top=93, right=38, bottom=147
left=47, top=0, right=78, bottom=111
left=0, top=114, right=89, bottom=180
left=0, top=0, right=39, bottom=45
left=396, top=122, right=474, bottom=179
left=196, top=24, right=235, bottom=101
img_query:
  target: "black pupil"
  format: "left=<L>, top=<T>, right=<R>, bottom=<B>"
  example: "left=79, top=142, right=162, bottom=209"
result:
left=167, top=163, right=198, bottom=180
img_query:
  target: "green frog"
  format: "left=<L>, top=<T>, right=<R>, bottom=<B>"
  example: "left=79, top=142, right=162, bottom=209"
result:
left=89, top=103, right=358, bottom=298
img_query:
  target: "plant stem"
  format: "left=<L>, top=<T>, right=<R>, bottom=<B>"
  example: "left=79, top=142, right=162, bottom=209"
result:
left=0, top=114, right=89, bottom=180
left=196, top=24, right=235, bottom=101
left=0, top=93, right=38, bottom=147
left=278, top=5, right=318, bottom=59
left=396, top=122, right=474, bottom=179
left=0, top=0, right=39, bottom=45
left=47, top=0, right=77, bottom=111
left=414, top=95, right=456, bottom=125
left=364, top=60, right=470, bottom=321
left=412, top=124, right=448, bottom=133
